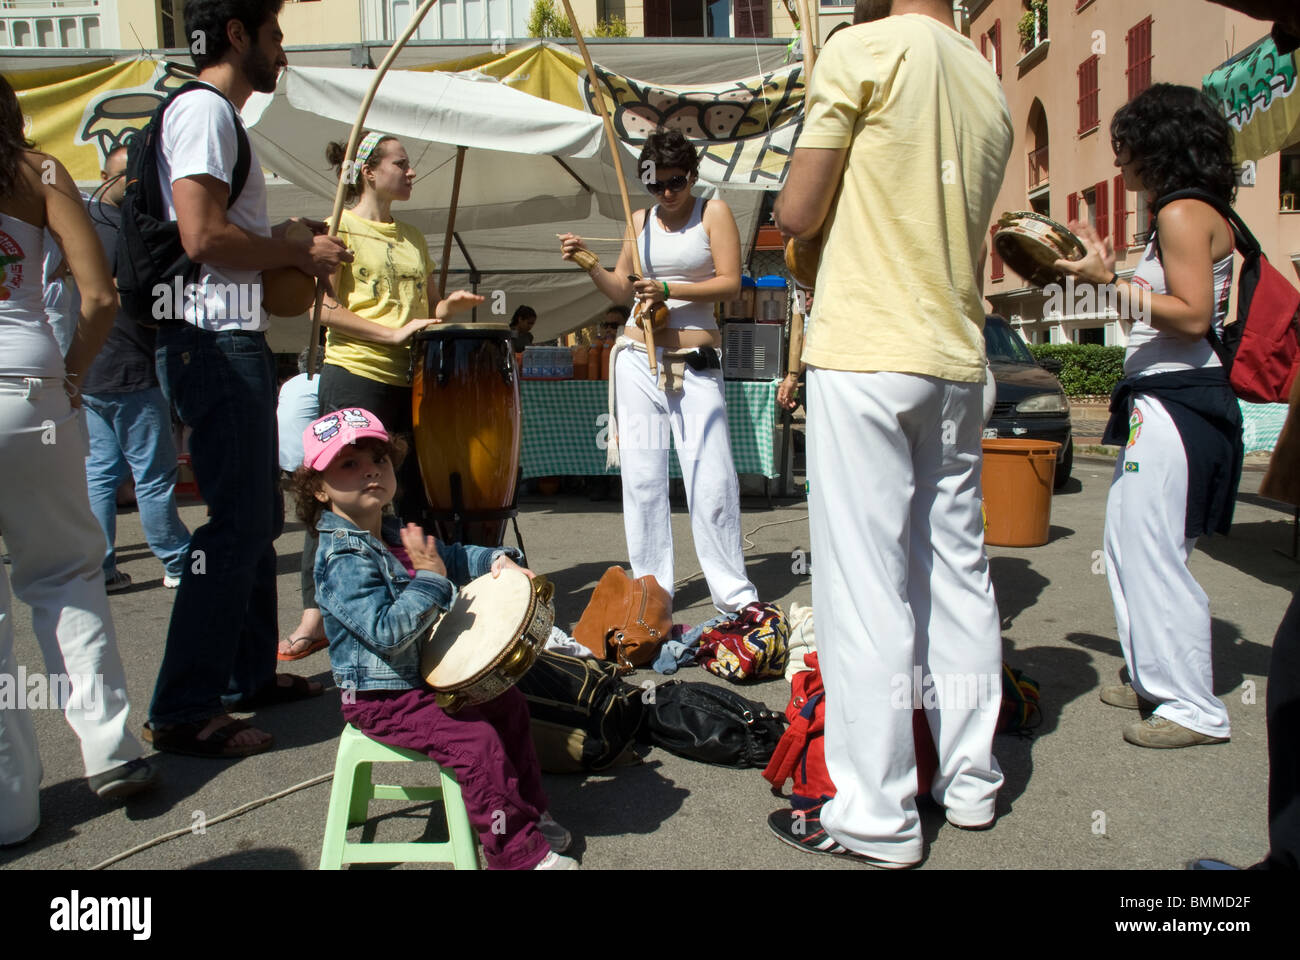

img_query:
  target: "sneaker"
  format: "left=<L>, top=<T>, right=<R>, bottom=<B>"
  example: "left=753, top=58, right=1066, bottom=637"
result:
left=87, top=757, right=158, bottom=800
left=532, top=850, right=579, bottom=870
left=1188, top=858, right=1241, bottom=870
left=104, top=571, right=132, bottom=593
left=767, top=804, right=917, bottom=869
left=1099, top=682, right=1154, bottom=711
left=163, top=574, right=181, bottom=589
left=538, top=811, right=572, bottom=853
left=1123, top=714, right=1229, bottom=749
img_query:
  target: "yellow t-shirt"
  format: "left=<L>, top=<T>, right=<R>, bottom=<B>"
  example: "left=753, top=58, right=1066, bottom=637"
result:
left=797, top=15, right=1013, bottom=382
left=324, top=208, right=434, bottom=386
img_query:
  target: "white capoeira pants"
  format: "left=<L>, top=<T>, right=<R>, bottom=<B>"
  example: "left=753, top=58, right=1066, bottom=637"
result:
left=807, top=368, right=1004, bottom=863
left=0, top=377, right=145, bottom=844
left=614, top=345, right=758, bottom=613
left=1104, top=393, right=1229, bottom=738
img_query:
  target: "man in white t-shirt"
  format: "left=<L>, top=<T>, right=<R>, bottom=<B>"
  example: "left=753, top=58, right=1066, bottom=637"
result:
left=145, top=0, right=351, bottom=760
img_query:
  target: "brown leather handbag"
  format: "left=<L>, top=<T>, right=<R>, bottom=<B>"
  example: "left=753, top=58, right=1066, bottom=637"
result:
left=573, top=567, right=672, bottom=673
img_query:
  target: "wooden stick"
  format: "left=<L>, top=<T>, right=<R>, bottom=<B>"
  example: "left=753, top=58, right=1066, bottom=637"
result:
left=558, top=0, right=657, bottom=374
left=786, top=0, right=818, bottom=381
left=438, top=145, right=467, bottom=301
left=307, top=0, right=442, bottom=377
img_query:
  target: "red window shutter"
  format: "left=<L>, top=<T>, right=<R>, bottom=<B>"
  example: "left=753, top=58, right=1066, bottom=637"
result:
left=643, top=0, right=671, bottom=37
left=734, top=0, right=769, bottom=39
left=992, top=20, right=1002, bottom=79
left=1068, top=192, right=1080, bottom=222
left=1078, top=56, right=1099, bottom=133
left=1126, top=17, right=1154, bottom=100
left=990, top=225, right=1004, bottom=281
left=1094, top=180, right=1109, bottom=242
left=1113, top=174, right=1127, bottom=250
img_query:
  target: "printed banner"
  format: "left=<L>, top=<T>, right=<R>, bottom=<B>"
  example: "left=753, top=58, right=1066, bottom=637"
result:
left=12, top=58, right=192, bottom=180
left=1203, top=33, right=1300, bottom=162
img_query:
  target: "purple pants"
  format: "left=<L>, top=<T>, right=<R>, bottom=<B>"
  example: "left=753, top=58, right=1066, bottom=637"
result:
left=341, top=686, right=550, bottom=870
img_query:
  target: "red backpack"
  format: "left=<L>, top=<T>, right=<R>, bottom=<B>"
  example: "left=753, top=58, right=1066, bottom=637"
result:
left=761, top=653, right=938, bottom=809
left=1154, top=189, right=1300, bottom=404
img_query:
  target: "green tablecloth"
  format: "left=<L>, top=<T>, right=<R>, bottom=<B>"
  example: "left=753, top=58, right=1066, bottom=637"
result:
left=520, top=379, right=780, bottom=479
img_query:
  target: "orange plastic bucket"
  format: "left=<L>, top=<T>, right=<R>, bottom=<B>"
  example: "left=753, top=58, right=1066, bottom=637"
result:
left=981, top=438, right=1060, bottom=547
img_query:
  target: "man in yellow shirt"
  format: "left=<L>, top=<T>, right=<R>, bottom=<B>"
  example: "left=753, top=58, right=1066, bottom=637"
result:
left=769, top=0, right=1013, bottom=867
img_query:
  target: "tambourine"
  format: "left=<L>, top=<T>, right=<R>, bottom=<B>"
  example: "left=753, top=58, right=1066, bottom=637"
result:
left=992, top=212, right=1087, bottom=289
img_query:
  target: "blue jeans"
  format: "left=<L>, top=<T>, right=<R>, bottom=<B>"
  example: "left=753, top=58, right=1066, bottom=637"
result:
left=149, top=327, right=283, bottom=726
left=82, top=387, right=191, bottom=580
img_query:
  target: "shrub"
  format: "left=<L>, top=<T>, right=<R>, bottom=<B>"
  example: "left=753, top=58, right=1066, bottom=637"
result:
left=527, top=0, right=571, bottom=38
left=593, top=16, right=628, bottom=37
left=1028, top=343, right=1125, bottom=397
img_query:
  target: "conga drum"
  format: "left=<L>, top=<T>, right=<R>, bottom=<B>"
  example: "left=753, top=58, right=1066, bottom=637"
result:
left=411, top=324, right=520, bottom=547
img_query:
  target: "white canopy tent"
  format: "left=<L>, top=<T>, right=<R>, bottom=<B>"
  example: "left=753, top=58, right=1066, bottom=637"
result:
left=243, top=64, right=767, bottom=351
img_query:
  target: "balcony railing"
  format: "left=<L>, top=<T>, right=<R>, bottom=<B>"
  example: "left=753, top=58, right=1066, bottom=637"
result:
left=1028, top=146, right=1049, bottom=189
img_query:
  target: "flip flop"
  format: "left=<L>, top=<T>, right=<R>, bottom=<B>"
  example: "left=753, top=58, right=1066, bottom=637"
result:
left=278, top=636, right=328, bottom=662
left=227, top=674, right=324, bottom=711
left=150, top=717, right=273, bottom=759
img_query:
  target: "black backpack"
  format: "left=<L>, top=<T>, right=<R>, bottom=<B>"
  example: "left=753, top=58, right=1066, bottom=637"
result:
left=514, top=650, right=649, bottom=773
left=115, top=81, right=251, bottom=325
left=644, top=682, right=788, bottom=768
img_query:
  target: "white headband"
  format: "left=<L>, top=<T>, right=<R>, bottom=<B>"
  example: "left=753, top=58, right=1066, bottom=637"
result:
left=347, top=131, right=386, bottom=185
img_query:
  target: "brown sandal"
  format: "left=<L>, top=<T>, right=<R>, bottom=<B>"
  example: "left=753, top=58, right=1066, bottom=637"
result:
left=149, top=717, right=273, bottom=758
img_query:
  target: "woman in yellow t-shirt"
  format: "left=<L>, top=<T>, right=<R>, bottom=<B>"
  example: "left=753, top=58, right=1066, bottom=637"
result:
left=279, top=131, right=480, bottom=661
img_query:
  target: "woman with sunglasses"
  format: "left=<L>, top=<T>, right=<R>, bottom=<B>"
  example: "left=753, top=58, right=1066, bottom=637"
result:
left=278, top=131, right=482, bottom=661
left=1055, top=83, right=1243, bottom=749
left=559, top=128, right=758, bottom=614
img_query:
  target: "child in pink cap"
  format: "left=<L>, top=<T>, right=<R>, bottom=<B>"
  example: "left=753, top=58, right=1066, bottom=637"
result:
left=292, top=407, right=576, bottom=870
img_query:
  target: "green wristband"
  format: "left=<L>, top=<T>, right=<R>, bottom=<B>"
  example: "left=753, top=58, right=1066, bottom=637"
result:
left=662, top=281, right=670, bottom=299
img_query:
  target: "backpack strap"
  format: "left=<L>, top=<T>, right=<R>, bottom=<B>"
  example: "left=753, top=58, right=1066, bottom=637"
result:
left=1151, top=187, right=1259, bottom=259
left=156, top=81, right=251, bottom=209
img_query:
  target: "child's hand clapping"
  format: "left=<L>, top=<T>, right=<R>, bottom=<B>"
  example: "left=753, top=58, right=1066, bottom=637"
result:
left=491, top=553, right=536, bottom=580
left=400, top=523, right=446, bottom=577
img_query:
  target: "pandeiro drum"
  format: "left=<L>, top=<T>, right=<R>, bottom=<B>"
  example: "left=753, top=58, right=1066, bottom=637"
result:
left=993, top=212, right=1087, bottom=289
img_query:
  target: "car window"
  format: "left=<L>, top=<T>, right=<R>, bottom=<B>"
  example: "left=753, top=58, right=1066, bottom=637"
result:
left=984, top=317, right=1036, bottom=364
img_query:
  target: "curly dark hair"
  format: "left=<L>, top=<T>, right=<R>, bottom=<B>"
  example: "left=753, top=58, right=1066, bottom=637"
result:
left=1110, top=83, right=1237, bottom=208
left=0, top=74, right=35, bottom=200
left=289, top=435, right=409, bottom=531
left=325, top=133, right=399, bottom=206
left=509, top=304, right=537, bottom=328
left=184, top=0, right=284, bottom=71
left=638, top=128, right=699, bottom=182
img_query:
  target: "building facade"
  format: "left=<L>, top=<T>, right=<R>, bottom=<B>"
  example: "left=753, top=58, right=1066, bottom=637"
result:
left=0, top=0, right=822, bottom=48
left=973, top=0, right=1300, bottom=345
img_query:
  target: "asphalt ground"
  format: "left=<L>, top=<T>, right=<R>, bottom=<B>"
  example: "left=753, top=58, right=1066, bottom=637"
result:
left=1, top=445, right=1296, bottom=879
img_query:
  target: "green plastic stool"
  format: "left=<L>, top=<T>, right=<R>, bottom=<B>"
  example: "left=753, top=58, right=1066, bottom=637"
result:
left=319, top=724, right=479, bottom=869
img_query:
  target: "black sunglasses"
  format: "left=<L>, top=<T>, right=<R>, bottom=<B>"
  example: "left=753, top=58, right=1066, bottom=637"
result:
left=646, top=175, right=690, bottom=195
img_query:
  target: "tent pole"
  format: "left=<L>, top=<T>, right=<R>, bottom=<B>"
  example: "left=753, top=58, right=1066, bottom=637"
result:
left=306, top=0, right=442, bottom=377
left=438, top=145, right=467, bottom=303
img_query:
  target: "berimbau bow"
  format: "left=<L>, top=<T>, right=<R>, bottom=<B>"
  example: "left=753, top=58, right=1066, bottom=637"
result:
left=306, top=0, right=443, bottom=377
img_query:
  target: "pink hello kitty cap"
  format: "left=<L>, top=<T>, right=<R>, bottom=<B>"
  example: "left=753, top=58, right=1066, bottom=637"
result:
left=302, top=408, right=391, bottom=471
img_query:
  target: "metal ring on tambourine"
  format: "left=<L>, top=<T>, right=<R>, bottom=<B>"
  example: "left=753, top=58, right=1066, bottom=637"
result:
left=992, top=211, right=1087, bottom=289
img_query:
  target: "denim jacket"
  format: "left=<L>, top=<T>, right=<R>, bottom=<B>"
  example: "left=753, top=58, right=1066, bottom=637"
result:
left=314, top=509, right=522, bottom=692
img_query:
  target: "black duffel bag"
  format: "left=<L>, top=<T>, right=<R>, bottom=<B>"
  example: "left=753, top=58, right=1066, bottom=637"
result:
left=644, top=682, right=788, bottom=768
left=515, top=650, right=648, bottom=773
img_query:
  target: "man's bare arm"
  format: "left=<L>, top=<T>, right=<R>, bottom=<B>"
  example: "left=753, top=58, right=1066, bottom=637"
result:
left=773, top=146, right=848, bottom=239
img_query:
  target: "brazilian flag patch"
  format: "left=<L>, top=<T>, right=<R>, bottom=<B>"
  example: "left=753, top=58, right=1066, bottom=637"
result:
left=1124, top=461, right=1139, bottom=473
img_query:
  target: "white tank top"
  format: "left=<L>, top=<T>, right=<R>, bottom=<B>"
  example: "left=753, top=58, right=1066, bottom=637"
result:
left=1123, top=230, right=1234, bottom=377
left=636, top=196, right=717, bottom=331
left=0, top=212, right=63, bottom=378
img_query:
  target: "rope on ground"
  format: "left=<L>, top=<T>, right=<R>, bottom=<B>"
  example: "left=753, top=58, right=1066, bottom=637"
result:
left=673, top=510, right=809, bottom=589
left=88, top=772, right=334, bottom=870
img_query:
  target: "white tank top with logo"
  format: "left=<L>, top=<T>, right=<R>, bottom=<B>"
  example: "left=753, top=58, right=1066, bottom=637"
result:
left=0, top=212, right=63, bottom=378
left=636, top=196, right=717, bottom=331
left=1123, top=229, right=1233, bottom=377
